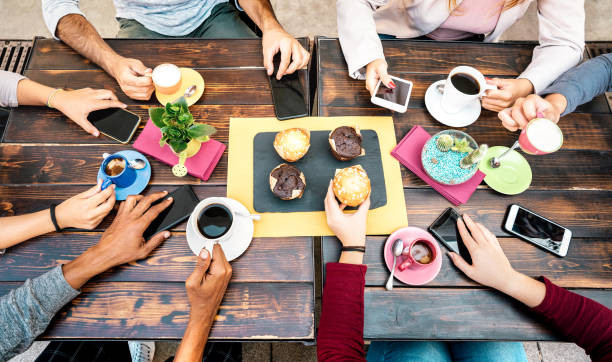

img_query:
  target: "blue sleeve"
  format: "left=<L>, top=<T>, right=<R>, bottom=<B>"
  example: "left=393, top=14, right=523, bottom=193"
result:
left=0, top=266, right=80, bottom=361
left=540, top=53, right=612, bottom=116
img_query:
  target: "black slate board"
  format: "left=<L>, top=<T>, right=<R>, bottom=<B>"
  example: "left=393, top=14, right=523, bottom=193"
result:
left=253, top=130, right=387, bottom=213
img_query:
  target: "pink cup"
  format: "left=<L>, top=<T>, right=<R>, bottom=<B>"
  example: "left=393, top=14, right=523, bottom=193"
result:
left=518, top=118, right=564, bottom=155
left=398, top=238, right=437, bottom=270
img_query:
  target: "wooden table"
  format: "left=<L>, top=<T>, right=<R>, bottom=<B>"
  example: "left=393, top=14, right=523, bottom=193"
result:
left=0, top=38, right=315, bottom=341
left=317, top=38, right=612, bottom=341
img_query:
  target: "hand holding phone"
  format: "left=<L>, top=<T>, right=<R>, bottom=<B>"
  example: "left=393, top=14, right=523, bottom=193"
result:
left=268, top=53, right=308, bottom=120
left=429, top=207, right=472, bottom=264
left=370, top=75, right=413, bottom=113
left=143, top=185, right=200, bottom=239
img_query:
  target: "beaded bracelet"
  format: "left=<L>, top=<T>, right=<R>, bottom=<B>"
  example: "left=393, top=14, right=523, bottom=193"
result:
left=46, top=88, right=62, bottom=108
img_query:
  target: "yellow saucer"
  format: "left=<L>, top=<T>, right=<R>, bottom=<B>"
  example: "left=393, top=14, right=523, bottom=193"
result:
left=155, top=68, right=205, bottom=106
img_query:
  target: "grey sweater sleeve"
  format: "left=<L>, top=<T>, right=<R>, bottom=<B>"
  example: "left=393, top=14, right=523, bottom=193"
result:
left=0, top=265, right=80, bottom=361
left=0, top=70, right=26, bottom=108
left=540, top=53, right=612, bottom=116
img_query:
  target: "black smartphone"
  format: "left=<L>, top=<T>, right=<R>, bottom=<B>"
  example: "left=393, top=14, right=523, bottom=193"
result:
left=87, top=108, right=141, bottom=143
left=504, top=204, right=572, bottom=257
left=429, top=207, right=472, bottom=264
left=268, top=53, right=308, bottom=120
left=143, top=185, right=200, bottom=240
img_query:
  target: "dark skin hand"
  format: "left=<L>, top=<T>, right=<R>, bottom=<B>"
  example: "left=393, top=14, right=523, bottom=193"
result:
left=62, top=191, right=174, bottom=290
left=175, top=244, right=232, bottom=362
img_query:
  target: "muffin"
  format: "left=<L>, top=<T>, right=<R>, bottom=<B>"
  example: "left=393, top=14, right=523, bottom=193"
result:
left=273, top=128, right=310, bottom=162
left=269, top=163, right=306, bottom=200
left=329, top=126, right=365, bottom=161
left=332, top=165, right=371, bottom=207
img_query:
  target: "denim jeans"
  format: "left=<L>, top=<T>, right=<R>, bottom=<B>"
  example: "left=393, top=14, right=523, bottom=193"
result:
left=367, top=341, right=528, bottom=362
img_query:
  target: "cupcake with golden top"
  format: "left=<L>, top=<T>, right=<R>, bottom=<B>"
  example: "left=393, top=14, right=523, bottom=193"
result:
left=273, top=128, right=310, bottom=162
left=332, top=165, right=371, bottom=207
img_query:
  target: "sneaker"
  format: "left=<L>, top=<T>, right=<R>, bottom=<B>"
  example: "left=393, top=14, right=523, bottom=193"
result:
left=128, top=341, right=155, bottom=362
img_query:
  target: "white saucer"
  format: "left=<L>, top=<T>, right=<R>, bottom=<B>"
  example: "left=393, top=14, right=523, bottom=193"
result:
left=186, top=197, right=254, bottom=262
left=425, top=80, right=481, bottom=127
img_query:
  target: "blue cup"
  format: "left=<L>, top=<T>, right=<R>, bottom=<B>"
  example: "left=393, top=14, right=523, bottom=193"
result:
left=100, top=154, right=137, bottom=189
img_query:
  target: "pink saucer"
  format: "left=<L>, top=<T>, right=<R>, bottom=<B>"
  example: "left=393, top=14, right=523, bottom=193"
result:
left=384, top=227, right=443, bottom=286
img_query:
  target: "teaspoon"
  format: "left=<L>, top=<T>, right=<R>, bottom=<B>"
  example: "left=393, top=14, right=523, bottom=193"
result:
left=386, top=239, right=404, bottom=291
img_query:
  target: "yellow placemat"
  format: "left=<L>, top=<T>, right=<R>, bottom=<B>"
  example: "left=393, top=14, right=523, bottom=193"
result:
left=227, top=116, right=408, bottom=237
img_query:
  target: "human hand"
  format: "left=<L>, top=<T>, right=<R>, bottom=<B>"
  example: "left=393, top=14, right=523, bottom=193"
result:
left=365, top=58, right=394, bottom=96
left=324, top=180, right=370, bottom=247
left=109, top=56, right=154, bottom=100
left=185, top=244, right=232, bottom=323
left=481, top=78, right=534, bottom=112
left=55, top=179, right=116, bottom=229
left=52, top=88, right=127, bottom=137
left=448, top=214, right=517, bottom=290
left=498, top=94, right=563, bottom=132
left=90, top=191, right=173, bottom=268
left=262, top=27, right=310, bottom=80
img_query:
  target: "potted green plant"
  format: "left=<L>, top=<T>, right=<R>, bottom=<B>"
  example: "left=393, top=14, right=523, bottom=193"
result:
left=148, top=97, right=216, bottom=158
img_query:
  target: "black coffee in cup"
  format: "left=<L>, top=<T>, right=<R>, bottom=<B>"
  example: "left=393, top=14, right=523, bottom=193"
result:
left=104, top=157, right=126, bottom=177
left=197, top=203, right=233, bottom=239
left=450, top=73, right=480, bottom=95
left=411, top=241, right=433, bottom=264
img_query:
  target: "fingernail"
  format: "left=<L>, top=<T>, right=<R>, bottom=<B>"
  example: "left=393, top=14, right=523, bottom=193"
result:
left=485, top=77, right=491, bottom=80
left=389, top=81, right=396, bottom=89
left=536, top=112, right=544, bottom=118
left=163, top=190, right=168, bottom=195
left=199, top=248, right=209, bottom=259
left=164, top=231, right=170, bottom=238
left=94, top=131, right=99, bottom=137
left=111, top=184, right=116, bottom=189
left=167, top=197, right=173, bottom=202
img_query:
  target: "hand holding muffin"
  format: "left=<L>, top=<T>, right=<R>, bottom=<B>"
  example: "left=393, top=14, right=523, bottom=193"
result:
left=332, top=165, right=371, bottom=207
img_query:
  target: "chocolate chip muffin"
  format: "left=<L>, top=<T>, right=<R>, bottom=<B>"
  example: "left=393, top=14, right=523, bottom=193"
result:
left=329, top=126, right=365, bottom=161
left=269, top=163, right=306, bottom=200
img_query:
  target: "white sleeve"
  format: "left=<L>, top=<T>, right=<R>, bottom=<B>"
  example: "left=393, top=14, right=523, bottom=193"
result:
left=41, top=0, right=86, bottom=40
left=518, top=0, right=585, bottom=94
left=337, top=0, right=387, bottom=80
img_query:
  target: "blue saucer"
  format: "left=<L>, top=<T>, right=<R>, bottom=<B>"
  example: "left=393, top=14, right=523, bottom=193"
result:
left=98, top=150, right=151, bottom=201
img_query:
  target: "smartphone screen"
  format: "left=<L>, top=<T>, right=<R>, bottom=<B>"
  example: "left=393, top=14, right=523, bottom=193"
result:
left=511, top=207, right=567, bottom=254
left=429, top=208, right=472, bottom=264
left=269, top=53, right=308, bottom=120
left=375, top=78, right=412, bottom=106
left=143, top=185, right=200, bottom=240
left=87, top=108, right=140, bottom=143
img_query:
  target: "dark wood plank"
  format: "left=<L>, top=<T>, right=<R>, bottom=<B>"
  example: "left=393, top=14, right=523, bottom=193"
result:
left=0, top=232, right=313, bottom=283
left=0, top=282, right=314, bottom=340
left=1, top=186, right=609, bottom=239
left=318, top=38, right=534, bottom=75
left=319, top=69, right=611, bottom=113
left=2, top=143, right=609, bottom=190
left=361, top=287, right=611, bottom=341
left=23, top=69, right=275, bottom=106
left=28, top=38, right=309, bottom=70
left=322, top=236, right=612, bottom=288
left=4, top=104, right=274, bottom=144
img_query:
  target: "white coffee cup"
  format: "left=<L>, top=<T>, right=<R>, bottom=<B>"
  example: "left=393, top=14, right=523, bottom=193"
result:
left=437, top=66, right=497, bottom=113
left=189, top=197, right=236, bottom=243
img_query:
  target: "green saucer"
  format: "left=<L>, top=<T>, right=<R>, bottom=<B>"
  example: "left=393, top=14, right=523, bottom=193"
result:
left=479, top=146, right=532, bottom=195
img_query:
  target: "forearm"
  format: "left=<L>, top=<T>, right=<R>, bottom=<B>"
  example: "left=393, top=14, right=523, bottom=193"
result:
left=62, top=246, right=116, bottom=289
left=55, top=14, right=121, bottom=76
left=238, top=0, right=282, bottom=32
left=175, top=316, right=213, bottom=362
left=0, top=210, right=56, bottom=249
left=497, top=271, right=546, bottom=308
left=16, top=79, right=58, bottom=107
left=0, top=266, right=79, bottom=361
left=544, top=93, right=568, bottom=117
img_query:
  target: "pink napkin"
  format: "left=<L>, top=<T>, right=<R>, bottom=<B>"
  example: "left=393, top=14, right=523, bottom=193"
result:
left=391, top=125, right=485, bottom=205
left=133, top=120, right=226, bottom=181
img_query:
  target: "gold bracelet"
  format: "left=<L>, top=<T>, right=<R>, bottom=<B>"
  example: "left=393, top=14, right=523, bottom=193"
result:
left=46, top=88, right=62, bottom=108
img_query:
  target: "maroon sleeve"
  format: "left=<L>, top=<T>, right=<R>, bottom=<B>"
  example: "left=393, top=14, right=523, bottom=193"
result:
left=532, top=277, right=612, bottom=361
left=317, top=263, right=367, bottom=362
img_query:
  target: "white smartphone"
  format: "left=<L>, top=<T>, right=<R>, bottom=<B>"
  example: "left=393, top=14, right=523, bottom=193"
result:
left=504, top=204, right=572, bottom=257
left=370, top=75, right=413, bottom=113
